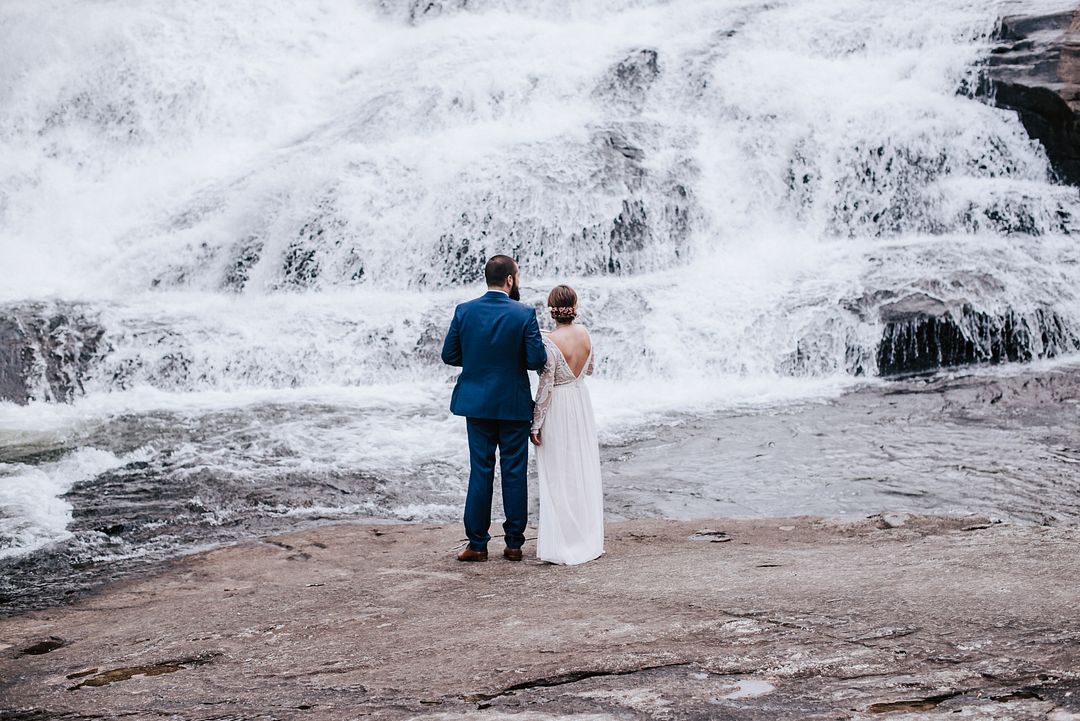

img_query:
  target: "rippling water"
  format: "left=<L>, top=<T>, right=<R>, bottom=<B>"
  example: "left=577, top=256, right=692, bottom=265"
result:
left=604, top=362, right=1080, bottom=523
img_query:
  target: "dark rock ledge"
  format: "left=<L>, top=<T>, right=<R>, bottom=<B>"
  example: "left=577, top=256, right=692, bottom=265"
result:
left=0, top=517, right=1077, bottom=720
left=0, top=303, right=105, bottom=405
left=875, top=293, right=1079, bottom=377
left=981, top=8, right=1080, bottom=185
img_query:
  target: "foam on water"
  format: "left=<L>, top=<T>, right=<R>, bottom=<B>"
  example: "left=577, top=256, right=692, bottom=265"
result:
left=0, top=447, right=148, bottom=559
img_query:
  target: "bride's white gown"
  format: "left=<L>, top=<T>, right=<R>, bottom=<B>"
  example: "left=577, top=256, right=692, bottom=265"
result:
left=532, top=332, right=604, bottom=565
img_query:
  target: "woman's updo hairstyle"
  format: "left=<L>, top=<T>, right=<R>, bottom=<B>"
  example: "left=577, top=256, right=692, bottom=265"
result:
left=548, top=285, right=577, bottom=323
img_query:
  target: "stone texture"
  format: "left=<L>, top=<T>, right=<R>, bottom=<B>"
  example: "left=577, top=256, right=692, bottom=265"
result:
left=982, top=8, right=1080, bottom=185
left=0, top=315, right=35, bottom=405
left=1, top=516, right=1078, bottom=720
left=0, top=303, right=105, bottom=405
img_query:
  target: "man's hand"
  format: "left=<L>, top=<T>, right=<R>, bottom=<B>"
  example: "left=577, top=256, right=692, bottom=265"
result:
left=529, top=430, right=541, bottom=446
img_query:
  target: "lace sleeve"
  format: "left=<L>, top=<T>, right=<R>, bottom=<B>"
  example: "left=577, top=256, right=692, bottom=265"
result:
left=585, top=329, right=595, bottom=375
left=532, top=347, right=557, bottom=432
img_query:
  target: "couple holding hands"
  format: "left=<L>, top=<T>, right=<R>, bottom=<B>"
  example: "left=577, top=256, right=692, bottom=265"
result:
left=441, top=254, right=604, bottom=566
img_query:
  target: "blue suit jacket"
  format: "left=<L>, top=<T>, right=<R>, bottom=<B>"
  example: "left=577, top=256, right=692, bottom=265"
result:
left=441, top=290, right=547, bottom=421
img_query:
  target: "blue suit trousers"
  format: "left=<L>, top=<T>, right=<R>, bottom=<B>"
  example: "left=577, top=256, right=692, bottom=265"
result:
left=464, top=417, right=530, bottom=551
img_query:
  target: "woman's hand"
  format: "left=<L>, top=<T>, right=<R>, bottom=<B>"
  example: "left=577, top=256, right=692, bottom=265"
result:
left=529, top=430, right=542, bottom=446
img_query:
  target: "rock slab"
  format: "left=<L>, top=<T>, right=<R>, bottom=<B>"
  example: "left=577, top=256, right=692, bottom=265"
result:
left=0, top=303, right=104, bottom=405
left=875, top=292, right=1078, bottom=376
left=1, top=517, right=1078, bottom=720
left=983, top=8, right=1080, bottom=185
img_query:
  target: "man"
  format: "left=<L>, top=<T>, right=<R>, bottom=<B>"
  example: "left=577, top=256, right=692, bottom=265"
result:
left=441, top=255, right=547, bottom=562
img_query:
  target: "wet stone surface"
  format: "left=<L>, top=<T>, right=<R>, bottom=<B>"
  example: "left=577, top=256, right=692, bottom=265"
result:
left=982, top=6, right=1080, bottom=186
left=873, top=293, right=1078, bottom=377
left=0, top=303, right=105, bottom=405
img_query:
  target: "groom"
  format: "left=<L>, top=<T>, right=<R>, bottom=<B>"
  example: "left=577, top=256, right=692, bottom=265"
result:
left=441, top=255, right=547, bottom=562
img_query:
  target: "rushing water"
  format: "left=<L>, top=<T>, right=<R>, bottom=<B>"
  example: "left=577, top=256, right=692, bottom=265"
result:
left=2, top=0, right=1080, bottom=612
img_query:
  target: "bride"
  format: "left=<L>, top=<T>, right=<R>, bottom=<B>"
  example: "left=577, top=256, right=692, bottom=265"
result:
left=530, top=284, right=604, bottom=565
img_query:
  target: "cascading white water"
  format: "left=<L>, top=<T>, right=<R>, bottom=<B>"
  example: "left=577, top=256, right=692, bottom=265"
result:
left=4, top=0, right=1079, bottom=390
left=4, top=0, right=1079, bottom=383
left=2, top=0, right=1080, bottom=565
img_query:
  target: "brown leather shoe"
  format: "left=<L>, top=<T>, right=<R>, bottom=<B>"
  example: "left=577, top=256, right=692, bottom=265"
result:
left=503, top=547, right=523, bottom=562
left=457, top=547, right=488, bottom=562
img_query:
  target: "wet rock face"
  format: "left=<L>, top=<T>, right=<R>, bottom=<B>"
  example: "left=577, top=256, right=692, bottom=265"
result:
left=981, top=10, right=1080, bottom=185
left=0, top=304, right=105, bottom=404
left=875, top=293, right=1079, bottom=377
left=594, top=49, right=661, bottom=114
left=0, top=318, right=35, bottom=405
left=222, top=234, right=262, bottom=292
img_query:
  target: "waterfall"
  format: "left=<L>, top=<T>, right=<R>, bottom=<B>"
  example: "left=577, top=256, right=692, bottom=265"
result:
left=2, top=0, right=1079, bottom=402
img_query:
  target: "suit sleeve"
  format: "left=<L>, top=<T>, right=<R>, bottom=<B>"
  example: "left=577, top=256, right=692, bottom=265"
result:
left=441, top=309, right=463, bottom=367
left=524, top=312, right=547, bottom=371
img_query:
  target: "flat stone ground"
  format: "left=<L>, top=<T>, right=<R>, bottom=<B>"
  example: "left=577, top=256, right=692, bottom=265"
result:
left=1, top=516, right=1078, bottom=720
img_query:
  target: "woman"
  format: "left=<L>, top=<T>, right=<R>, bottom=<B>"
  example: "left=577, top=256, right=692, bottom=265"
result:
left=530, top=284, right=604, bottom=565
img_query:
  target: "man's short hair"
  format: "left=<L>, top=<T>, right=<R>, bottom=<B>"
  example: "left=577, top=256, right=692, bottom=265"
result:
left=485, top=255, right=518, bottom=287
